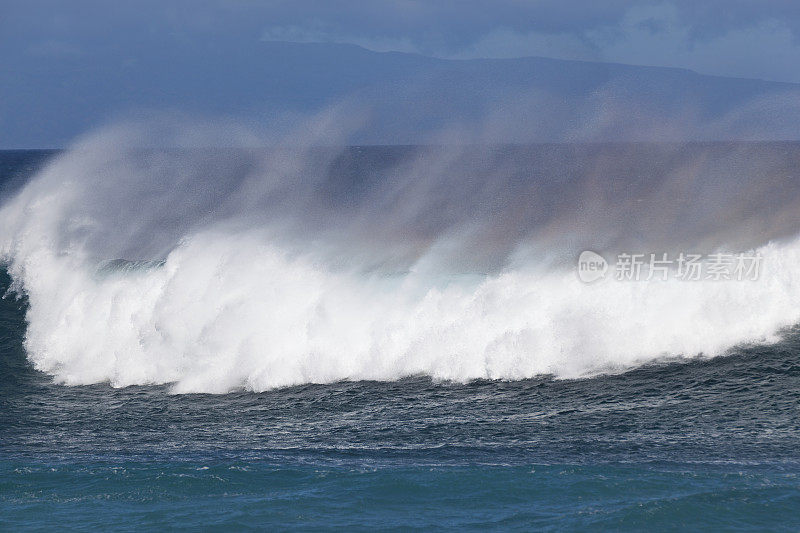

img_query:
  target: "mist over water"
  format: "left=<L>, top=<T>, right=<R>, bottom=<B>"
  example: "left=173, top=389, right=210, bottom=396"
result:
left=3, top=106, right=800, bottom=392
left=9, top=3, right=800, bottom=528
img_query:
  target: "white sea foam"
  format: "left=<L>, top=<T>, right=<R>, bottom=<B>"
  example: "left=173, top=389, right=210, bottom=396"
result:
left=2, top=119, right=800, bottom=393
left=4, top=229, right=800, bottom=393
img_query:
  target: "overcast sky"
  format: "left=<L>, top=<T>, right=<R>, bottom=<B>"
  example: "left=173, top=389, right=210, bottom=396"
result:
left=3, top=0, right=800, bottom=83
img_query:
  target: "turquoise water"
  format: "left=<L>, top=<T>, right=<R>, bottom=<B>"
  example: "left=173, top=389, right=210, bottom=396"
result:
left=3, top=462, right=799, bottom=530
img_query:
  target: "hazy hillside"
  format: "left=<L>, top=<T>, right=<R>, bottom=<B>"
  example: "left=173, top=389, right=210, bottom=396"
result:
left=4, top=40, right=800, bottom=147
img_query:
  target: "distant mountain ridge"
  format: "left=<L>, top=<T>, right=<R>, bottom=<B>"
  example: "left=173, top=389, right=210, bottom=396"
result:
left=3, top=40, right=800, bottom=147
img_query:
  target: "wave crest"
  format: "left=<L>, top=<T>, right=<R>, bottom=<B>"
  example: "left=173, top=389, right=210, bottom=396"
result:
left=3, top=119, right=800, bottom=392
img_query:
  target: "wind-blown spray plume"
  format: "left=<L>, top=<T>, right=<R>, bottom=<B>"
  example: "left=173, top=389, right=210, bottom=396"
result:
left=2, top=104, right=800, bottom=393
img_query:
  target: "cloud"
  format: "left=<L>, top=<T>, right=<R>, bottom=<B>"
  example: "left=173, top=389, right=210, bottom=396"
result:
left=3, top=1, right=800, bottom=82
left=260, top=23, right=419, bottom=54
left=587, top=3, right=800, bottom=82
left=254, top=1, right=800, bottom=82
left=450, top=29, right=599, bottom=61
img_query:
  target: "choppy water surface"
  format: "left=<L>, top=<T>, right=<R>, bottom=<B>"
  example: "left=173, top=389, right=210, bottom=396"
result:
left=2, top=148, right=800, bottom=530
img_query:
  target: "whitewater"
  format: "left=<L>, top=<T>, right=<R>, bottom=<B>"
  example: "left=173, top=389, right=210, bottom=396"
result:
left=3, top=120, right=800, bottom=393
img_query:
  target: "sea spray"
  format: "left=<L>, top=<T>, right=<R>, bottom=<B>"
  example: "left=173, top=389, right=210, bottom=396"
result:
left=3, top=119, right=800, bottom=392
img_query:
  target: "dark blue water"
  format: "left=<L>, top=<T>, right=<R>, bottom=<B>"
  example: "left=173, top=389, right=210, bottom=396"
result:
left=2, top=151, right=800, bottom=530
left=2, top=262, right=800, bottom=530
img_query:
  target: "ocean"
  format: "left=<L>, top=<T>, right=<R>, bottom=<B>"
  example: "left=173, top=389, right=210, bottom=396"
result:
left=1, top=142, right=800, bottom=530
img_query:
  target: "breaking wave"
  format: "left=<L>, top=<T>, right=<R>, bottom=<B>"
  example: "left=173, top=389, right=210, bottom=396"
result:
left=3, top=118, right=800, bottom=393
